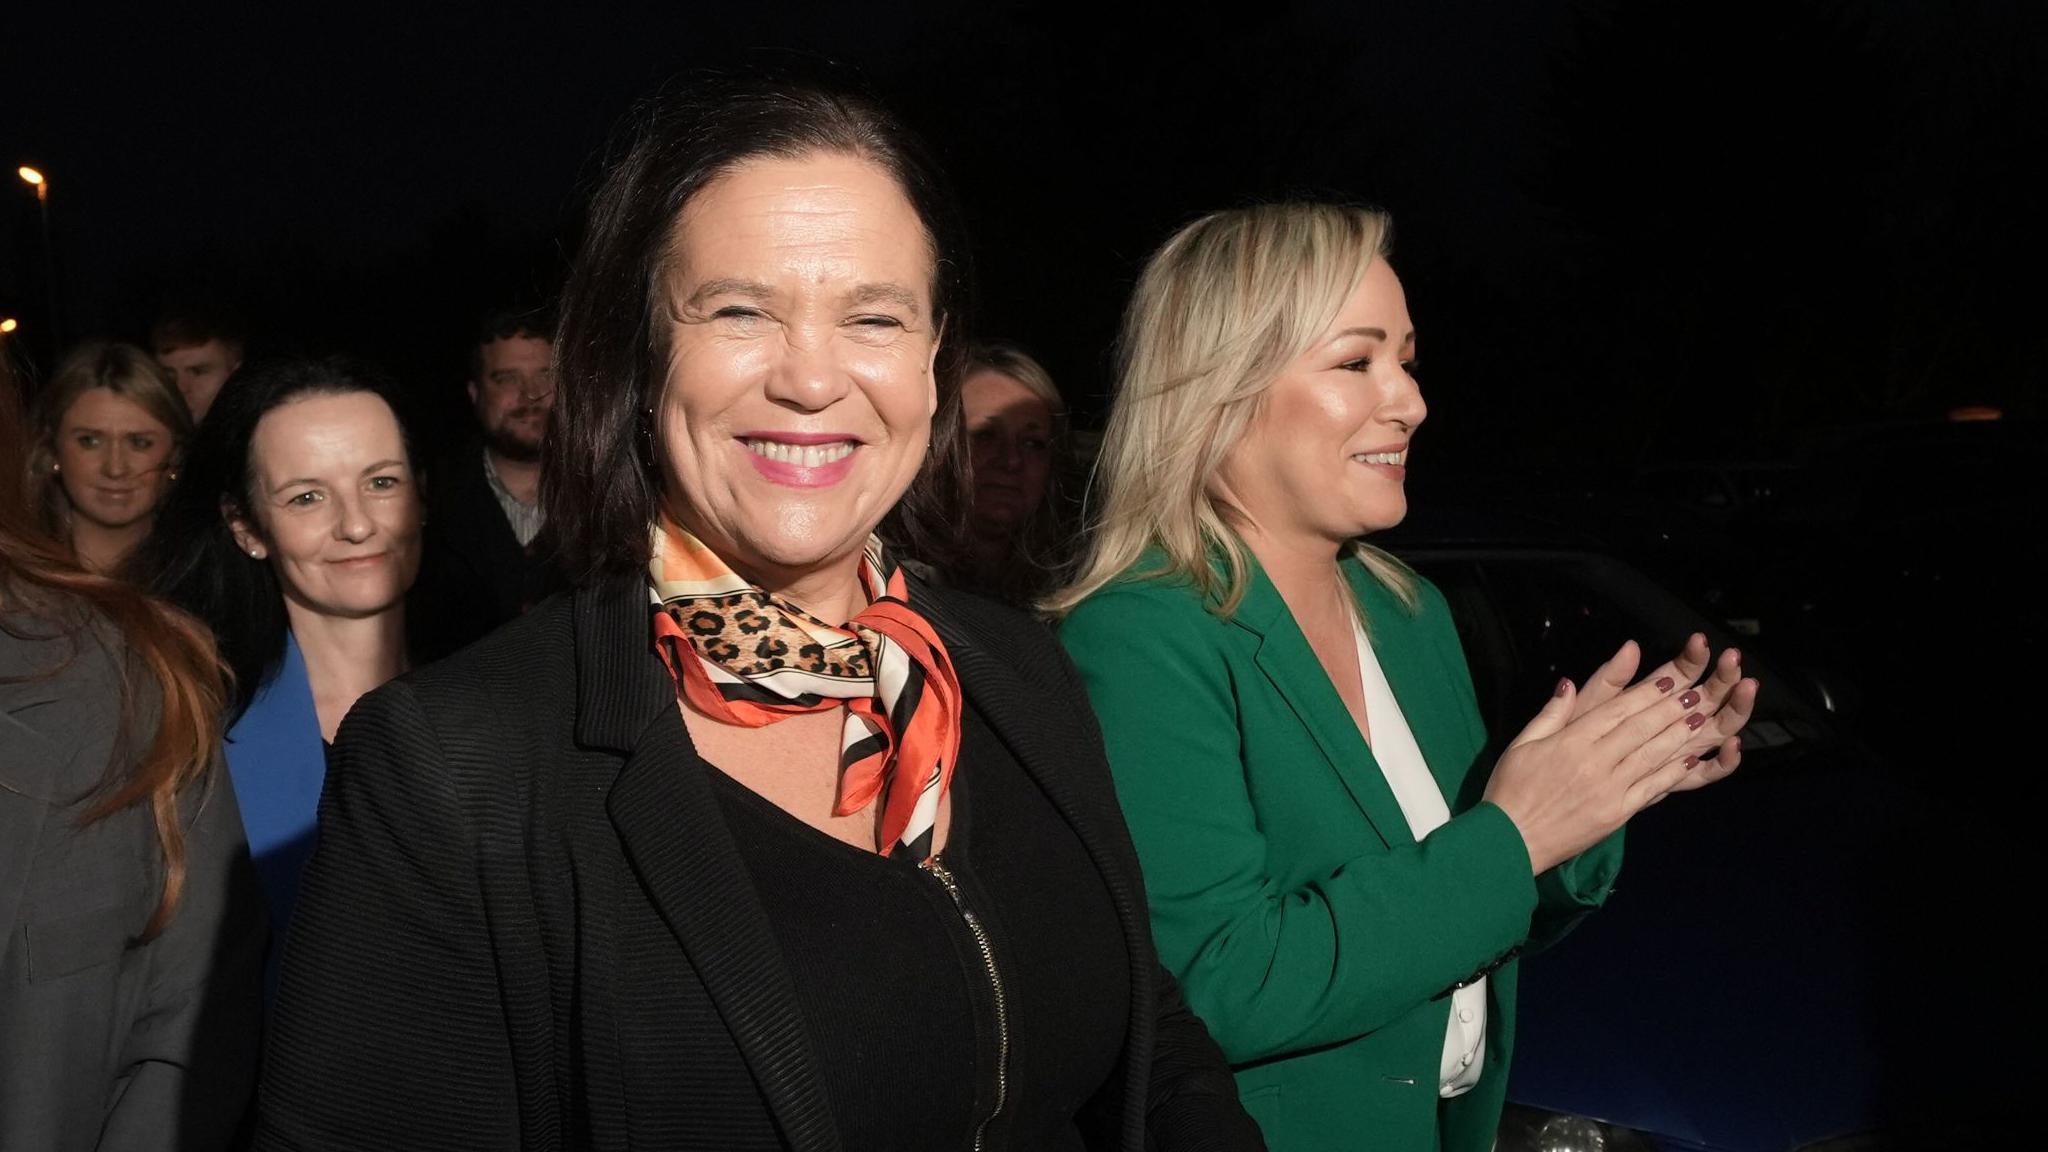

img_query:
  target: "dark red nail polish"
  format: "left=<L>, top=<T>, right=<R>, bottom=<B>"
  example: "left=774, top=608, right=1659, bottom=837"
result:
left=1679, top=689, right=1700, bottom=708
left=1686, top=712, right=1707, bottom=730
left=1655, top=676, right=1675, bottom=693
left=1685, top=755, right=1699, bottom=769
left=1554, top=678, right=1571, bottom=698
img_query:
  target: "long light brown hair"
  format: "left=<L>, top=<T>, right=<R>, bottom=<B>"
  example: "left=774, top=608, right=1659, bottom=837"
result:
left=1, top=345, right=226, bottom=938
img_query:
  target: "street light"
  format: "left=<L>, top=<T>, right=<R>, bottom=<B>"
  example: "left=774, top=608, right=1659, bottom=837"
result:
left=16, top=164, right=59, bottom=345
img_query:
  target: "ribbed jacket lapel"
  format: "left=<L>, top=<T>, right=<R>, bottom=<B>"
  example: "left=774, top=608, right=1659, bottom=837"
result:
left=573, top=575, right=842, bottom=1152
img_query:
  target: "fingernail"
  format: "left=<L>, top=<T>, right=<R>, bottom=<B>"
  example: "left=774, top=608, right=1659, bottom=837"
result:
left=1679, top=689, right=1700, bottom=708
left=1685, top=754, right=1699, bottom=769
left=1686, top=712, right=1707, bottom=730
left=1654, top=676, right=1675, bottom=693
left=1728, top=648, right=1742, bottom=663
left=1731, top=736, right=1742, bottom=751
left=1554, top=678, right=1572, bottom=698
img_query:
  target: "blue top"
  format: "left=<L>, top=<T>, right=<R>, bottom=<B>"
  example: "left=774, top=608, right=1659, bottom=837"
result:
left=223, top=631, right=326, bottom=988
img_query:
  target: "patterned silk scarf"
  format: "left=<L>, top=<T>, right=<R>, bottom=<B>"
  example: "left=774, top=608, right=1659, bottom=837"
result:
left=648, top=517, right=964, bottom=860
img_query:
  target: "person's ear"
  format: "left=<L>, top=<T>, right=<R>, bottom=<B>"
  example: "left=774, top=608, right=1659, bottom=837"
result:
left=924, top=319, right=946, bottom=418
left=223, top=501, right=267, bottom=560
left=467, top=380, right=480, bottom=407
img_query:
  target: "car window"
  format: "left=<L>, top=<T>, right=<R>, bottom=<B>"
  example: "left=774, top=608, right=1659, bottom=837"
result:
left=1402, top=559, right=1513, bottom=734
left=1408, top=551, right=1821, bottom=753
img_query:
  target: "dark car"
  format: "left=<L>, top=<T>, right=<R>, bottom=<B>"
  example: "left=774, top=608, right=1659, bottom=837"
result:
left=1378, top=513, right=2028, bottom=1150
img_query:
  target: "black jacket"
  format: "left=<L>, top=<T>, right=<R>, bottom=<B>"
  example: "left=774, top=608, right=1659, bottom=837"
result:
left=254, top=573, right=1262, bottom=1151
left=409, top=443, right=567, bottom=663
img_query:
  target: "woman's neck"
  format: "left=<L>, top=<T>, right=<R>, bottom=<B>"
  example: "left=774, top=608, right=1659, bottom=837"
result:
left=754, top=555, right=870, bottom=626
left=1237, top=522, right=1351, bottom=627
left=668, top=507, right=872, bottom=625
left=285, top=600, right=409, bottom=742
left=70, top=518, right=149, bottom=576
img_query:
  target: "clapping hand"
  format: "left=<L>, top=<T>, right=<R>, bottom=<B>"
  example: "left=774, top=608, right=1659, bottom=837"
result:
left=1483, top=633, right=1757, bottom=875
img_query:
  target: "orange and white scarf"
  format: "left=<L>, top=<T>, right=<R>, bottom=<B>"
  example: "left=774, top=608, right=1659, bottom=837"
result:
left=649, top=517, right=963, bottom=860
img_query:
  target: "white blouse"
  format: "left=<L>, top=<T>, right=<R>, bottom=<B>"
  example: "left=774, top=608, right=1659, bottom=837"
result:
left=1351, top=612, right=1490, bottom=1098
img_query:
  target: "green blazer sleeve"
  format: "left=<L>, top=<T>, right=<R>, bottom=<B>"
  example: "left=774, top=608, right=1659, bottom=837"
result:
left=1420, top=578, right=1625, bottom=952
left=1062, top=577, right=1540, bottom=1065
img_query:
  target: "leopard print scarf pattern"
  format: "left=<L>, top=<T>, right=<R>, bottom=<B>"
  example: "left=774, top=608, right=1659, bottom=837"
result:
left=648, top=516, right=963, bottom=860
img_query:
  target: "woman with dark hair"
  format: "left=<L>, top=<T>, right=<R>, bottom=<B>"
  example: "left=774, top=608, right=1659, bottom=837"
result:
left=1, top=350, right=266, bottom=1149
left=255, top=74, right=1261, bottom=1152
left=138, top=357, right=424, bottom=953
left=955, top=340, right=1076, bottom=605
left=24, top=340, right=193, bottom=574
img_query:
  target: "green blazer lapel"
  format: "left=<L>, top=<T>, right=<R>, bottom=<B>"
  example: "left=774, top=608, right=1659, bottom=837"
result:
left=1232, top=557, right=1417, bottom=850
left=1346, top=558, right=1477, bottom=813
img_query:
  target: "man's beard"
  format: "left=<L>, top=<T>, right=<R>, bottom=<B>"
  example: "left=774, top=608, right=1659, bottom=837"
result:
left=484, top=409, right=546, bottom=463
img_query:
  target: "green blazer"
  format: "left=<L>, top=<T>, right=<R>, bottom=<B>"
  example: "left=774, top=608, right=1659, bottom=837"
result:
left=1060, top=549, right=1623, bottom=1152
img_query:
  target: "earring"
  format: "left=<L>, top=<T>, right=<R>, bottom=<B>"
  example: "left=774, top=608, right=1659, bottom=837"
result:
left=166, top=468, right=180, bottom=482
left=638, top=407, right=658, bottom=473
left=248, top=547, right=264, bottom=559
left=50, top=462, right=60, bottom=473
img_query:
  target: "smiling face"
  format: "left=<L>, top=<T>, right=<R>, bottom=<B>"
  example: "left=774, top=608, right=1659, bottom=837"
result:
left=1213, top=257, right=1425, bottom=547
left=963, top=369, right=1054, bottom=531
left=54, top=387, right=177, bottom=531
left=655, top=151, right=941, bottom=583
left=230, top=390, right=423, bottom=621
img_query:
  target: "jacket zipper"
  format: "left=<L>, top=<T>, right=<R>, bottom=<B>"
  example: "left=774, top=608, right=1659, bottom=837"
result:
left=921, top=853, right=1009, bottom=1152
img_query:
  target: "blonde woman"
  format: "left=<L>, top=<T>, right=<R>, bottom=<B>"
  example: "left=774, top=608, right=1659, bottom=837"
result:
left=26, top=341, right=193, bottom=574
left=957, top=340, right=1074, bottom=604
left=1052, top=203, right=1757, bottom=1151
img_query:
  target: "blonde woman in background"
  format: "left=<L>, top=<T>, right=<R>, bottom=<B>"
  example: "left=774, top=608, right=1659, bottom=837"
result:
left=26, top=341, right=193, bottom=574
left=1052, top=203, right=1756, bottom=1151
left=957, top=340, right=1074, bottom=605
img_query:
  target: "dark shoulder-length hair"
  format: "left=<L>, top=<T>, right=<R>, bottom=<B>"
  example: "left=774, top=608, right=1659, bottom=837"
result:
left=547, top=70, right=976, bottom=586
left=136, top=356, right=421, bottom=722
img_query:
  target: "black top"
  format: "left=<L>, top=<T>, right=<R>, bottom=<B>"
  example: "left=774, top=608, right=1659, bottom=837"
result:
left=717, top=708, right=1128, bottom=1151
left=255, top=573, right=1263, bottom=1152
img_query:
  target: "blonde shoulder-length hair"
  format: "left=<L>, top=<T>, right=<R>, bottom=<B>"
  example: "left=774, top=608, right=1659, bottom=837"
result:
left=26, top=340, right=193, bottom=541
left=1045, top=202, right=1418, bottom=618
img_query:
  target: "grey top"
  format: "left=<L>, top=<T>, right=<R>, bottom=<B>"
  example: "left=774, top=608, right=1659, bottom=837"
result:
left=1, top=603, right=266, bottom=1151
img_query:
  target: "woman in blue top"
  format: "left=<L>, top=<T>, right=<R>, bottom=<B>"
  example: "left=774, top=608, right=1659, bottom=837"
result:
left=140, top=358, right=424, bottom=954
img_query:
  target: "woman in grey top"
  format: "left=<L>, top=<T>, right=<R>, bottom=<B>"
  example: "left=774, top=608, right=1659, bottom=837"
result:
left=1, top=369, right=266, bottom=1150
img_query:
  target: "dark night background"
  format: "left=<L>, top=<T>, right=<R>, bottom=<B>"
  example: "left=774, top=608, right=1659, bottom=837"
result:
left=5, top=1, right=2042, bottom=455
left=5, top=2, right=2046, bottom=1144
